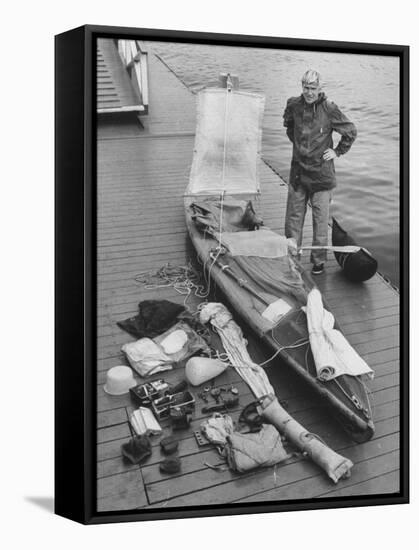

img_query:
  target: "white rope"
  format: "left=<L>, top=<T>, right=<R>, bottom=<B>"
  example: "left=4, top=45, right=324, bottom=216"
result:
left=134, top=262, right=209, bottom=309
left=201, top=251, right=221, bottom=299
left=218, top=190, right=225, bottom=251
left=258, top=333, right=310, bottom=368
left=215, top=84, right=231, bottom=254
left=220, top=83, right=231, bottom=196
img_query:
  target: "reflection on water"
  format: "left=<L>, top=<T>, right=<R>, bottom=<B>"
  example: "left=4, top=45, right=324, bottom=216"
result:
left=150, top=42, right=400, bottom=286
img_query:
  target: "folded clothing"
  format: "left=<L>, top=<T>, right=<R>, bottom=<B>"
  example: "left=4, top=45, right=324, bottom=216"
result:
left=122, top=338, right=172, bottom=377
left=225, top=424, right=290, bottom=473
left=117, top=300, right=185, bottom=339
left=122, top=321, right=211, bottom=378
left=121, top=435, right=152, bottom=465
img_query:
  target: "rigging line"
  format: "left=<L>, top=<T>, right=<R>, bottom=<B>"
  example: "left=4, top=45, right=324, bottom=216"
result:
left=258, top=331, right=310, bottom=368
left=202, top=85, right=232, bottom=300
left=200, top=248, right=221, bottom=299
left=203, top=255, right=214, bottom=297
left=221, top=83, right=231, bottom=196
left=218, top=189, right=225, bottom=251
left=216, top=83, right=231, bottom=249
left=304, top=343, right=310, bottom=373
left=206, top=246, right=224, bottom=297
left=359, top=377, right=374, bottom=418
left=331, top=376, right=370, bottom=418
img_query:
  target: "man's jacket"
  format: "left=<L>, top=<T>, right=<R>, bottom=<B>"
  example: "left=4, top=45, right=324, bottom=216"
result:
left=283, top=92, right=357, bottom=191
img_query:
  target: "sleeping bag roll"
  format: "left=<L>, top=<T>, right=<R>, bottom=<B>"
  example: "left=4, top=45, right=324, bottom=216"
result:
left=332, top=218, right=378, bottom=282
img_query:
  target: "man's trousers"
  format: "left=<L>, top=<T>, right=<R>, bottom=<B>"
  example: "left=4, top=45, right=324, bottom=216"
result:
left=284, top=185, right=332, bottom=265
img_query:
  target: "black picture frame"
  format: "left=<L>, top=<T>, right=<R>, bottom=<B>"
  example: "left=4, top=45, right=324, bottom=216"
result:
left=55, top=24, right=409, bottom=525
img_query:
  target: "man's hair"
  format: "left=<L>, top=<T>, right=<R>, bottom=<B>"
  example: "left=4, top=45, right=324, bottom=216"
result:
left=302, top=70, right=321, bottom=86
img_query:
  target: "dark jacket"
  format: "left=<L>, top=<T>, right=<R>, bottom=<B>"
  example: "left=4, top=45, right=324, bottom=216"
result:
left=283, top=92, right=357, bottom=191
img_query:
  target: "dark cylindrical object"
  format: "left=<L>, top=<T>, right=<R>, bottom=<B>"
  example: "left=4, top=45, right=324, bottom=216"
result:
left=332, top=218, right=378, bottom=282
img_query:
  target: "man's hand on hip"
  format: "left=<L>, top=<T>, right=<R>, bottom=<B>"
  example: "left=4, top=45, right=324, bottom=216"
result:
left=322, top=148, right=337, bottom=161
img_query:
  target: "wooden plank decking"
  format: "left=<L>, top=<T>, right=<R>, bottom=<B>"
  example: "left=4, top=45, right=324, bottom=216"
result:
left=96, top=47, right=400, bottom=512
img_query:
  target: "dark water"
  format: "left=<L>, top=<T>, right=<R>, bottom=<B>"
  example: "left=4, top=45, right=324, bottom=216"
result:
left=150, top=42, right=400, bottom=286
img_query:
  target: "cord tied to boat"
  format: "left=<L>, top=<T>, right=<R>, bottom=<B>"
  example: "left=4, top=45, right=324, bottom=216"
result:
left=226, top=73, right=234, bottom=92
left=209, top=247, right=226, bottom=259
left=332, top=376, right=373, bottom=421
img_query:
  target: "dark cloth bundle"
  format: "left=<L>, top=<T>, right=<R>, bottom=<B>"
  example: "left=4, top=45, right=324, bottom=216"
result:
left=117, top=300, right=185, bottom=339
left=160, top=436, right=179, bottom=455
left=238, top=401, right=265, bottom=432
left=121, top=435, right=152, bottom=464
left=177, top=310, right=211, bottom=343
left=159, top=457, right=181, bottom=474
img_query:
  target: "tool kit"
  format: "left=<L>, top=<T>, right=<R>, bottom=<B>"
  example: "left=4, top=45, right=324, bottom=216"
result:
left=129, top=379, right=170, bottom=405
left=130, top=379, right=188, bottom=406
left=151, top=390, right=195, bottom=419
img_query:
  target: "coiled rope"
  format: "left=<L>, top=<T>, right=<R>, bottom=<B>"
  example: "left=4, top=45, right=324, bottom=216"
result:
left=134, top=262, right=210, bottom=310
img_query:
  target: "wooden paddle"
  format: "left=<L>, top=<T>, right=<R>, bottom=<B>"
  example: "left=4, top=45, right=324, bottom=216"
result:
left=299, top=245, right=361, bottom=254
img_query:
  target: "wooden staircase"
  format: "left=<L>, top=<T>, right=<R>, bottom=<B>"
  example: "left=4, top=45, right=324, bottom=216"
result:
left=96, top=38, right=145, bottom=114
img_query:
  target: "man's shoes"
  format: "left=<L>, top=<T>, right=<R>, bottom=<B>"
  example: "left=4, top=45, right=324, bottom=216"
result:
left=311, top=263, right=324, bottom=275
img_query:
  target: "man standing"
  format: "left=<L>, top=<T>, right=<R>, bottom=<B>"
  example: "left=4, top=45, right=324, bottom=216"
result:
left=283, top=70, right=357, bottom=274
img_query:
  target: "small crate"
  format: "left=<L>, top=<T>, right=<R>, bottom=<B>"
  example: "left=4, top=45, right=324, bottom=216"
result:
left=151, top=391, right=195, bottom=419
left=129, top=379, right=170, bottom=406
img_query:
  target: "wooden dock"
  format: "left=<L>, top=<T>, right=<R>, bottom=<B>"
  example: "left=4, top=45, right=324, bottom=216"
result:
left=96, top=46, right=400, bottom=512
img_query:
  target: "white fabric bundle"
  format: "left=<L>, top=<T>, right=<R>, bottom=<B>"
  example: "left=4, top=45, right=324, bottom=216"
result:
left=200, top=413, right=235, bottom=446
left=121, top=338, right=172, bottom=377
left=154, top=321, right=211, bottom=364
left=304, top=288, right=374, bottom=381
left=159, top=329, right=188, bottom=354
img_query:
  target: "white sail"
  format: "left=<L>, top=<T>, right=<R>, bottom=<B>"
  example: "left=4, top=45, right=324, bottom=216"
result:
left=187, top=88, right=265, bottom=196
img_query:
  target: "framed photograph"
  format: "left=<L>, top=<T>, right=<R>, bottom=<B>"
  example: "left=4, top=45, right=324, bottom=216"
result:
left=55, top=24, right=408, bottom=524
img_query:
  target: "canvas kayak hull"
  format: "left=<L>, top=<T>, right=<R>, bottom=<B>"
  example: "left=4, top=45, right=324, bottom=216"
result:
left=185, top=198, right=375, bottom=442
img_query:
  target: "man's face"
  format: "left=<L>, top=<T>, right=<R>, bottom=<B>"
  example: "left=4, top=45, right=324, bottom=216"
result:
left=302, top=81, right=321, bottom=104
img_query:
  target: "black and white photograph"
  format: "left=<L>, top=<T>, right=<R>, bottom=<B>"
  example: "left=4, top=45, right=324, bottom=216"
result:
left=94, top=31, right=405, bottom=515
left=4, top=0, right=418, bottom=543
